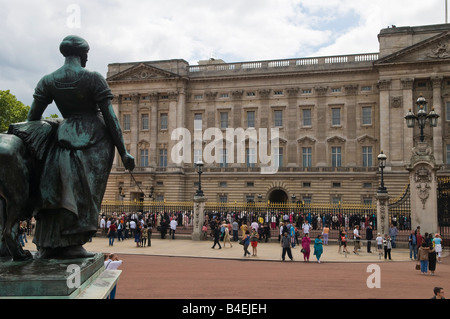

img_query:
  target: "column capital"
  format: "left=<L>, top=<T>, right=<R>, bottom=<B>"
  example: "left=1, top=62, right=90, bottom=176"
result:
left=432, top=77, right=443, bottom=89
left=377, top=79, right=391, bottom=91
left=401, top=78, right=414, bottom=90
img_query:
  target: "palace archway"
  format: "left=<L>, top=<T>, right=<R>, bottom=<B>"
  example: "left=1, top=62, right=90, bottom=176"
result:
left=268, top=189, right=288, bottom=203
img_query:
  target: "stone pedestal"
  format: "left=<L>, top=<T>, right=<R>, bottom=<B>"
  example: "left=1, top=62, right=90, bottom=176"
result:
left=406, top=142, right=440, bottom=235
left=0, top=253, right=120, bottom=299
left=192, top=195, right=207, bottom=241
left=376, top=191, right=390, bottom=236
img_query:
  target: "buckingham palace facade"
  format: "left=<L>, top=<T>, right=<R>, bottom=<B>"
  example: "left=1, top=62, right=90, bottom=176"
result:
left=103, top=23, right=450, bottom=204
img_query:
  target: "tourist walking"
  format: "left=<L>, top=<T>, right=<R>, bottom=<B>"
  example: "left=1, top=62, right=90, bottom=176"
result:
left=140, top=224, right=149, bottom=247
left=376, top=233, right=383, bottom=259
left=408, top=230, right=417, bottom=260
left=280, top=232, right=293, bottom=261
left=428, top=242, right=437, bottom=276
left=117, top=220, right=125, bottom=241
left=243, top=230, right=251, bottom=257
left=340, top=228, right=349, bottom=256
left=322, top=224, right=329, bottom=245
left=223, top=223, right=233, bottom=248
left=302, top=220, right=311, bottom=236
left=250, top=228, right=258, bottom=256
left=383, top=234, right=392, bottom=260
left=107, top=221, right=117, bottom=246
left=134, top=224, right=141, bottom=247
left=353, top=225, right=361, bottom=254
left=160, top=218, right=168, bottom=239
left=100, top=216, right=106, bottom=237
left=433, top=234, right=443, bottom=263
left=290, top=225, right=296, bottom=248
left=366, top=223, right=373, bottom=253
left=418, top=242, right=430, bottom=274
left=211, top=226, right=222, bottom=249
left=301, top=233, right=311, bottom=262
left=232, top=220, right=239, bottom=242
left=314, top=234, right=323, bottom=263
left=170, top=217, right=177, bottom=239
left=389, top=223, right=398, bottom=248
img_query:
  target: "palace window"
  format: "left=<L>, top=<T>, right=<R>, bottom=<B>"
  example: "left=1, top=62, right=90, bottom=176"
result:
left=159, top=149, right=167, bottom=167
left=140, top=149, right=149, bottom=167
left=247, top=111, right=255, bottom=128
left=302, top=147, right=312, bottom=167
left=331, top=108, right=341, bottom=126
left=362, top=106, right=372, bottom=125
left=219, top=194, right=228, bottom=203
left=123, top=114, right=130, bottom=131
left=331, top=146, right=341, bottom=167
left=362, top=146, right=373, bottom=167
left=274, top=110, right=283, bottom=127
left=160, top=113, right=168, bottom=130
left=302, top=109, right=312, bottom=126
left=141, top=114, right=149, bottom=130
left=220, top=112, right=228, bottom=129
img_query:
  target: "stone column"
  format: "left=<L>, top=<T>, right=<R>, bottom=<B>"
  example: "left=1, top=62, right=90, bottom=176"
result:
left=378, top=80, right=391, bottom=162
left=432, top=77, right=443, bottom=164
left=192, top=195, right=208, bottom=241
left=376, top=191, right=390, bottom=236
left=401, top=78, right=414, bottom=163
left=130, top=93, right=140, bottom=159
left=150, top=93, right=159, bottom=166
left=407, top=142, right=440, bottom=234
left=286, top=87, right=299, bottom=166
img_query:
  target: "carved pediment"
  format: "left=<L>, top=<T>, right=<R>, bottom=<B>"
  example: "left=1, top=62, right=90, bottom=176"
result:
left=297, top=136, right=316, bottom=144
left=357, top=134, right=377, bottom=144
left=375, top=31, right=450, bottom=65
left=327, top=136, right=346, bottom=143
left=107, top=63, right=179, bottom=82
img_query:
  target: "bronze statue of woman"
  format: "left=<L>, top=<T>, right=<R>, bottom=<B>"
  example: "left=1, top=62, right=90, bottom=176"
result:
left=9, top=35, right=135, bottom=259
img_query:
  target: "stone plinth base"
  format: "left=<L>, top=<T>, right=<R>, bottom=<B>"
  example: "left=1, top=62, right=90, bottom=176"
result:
left=0, top=252, right=120, bottom=299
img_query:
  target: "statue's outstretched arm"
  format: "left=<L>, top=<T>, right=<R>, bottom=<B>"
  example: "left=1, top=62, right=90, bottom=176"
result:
left=98, top=98, right=135, bottom=171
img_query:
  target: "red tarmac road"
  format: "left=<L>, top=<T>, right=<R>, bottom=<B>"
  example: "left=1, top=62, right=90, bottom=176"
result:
left=115, top=254, right=449, bottom=300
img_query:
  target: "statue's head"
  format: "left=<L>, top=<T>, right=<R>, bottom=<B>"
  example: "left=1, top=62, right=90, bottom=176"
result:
left=59, top=35, right=90, bottom=67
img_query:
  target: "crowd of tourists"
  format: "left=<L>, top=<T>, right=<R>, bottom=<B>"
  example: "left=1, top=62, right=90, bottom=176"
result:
left=98, top=210, right=444, bottom=271
left=408, top=226, right=443, bottom=276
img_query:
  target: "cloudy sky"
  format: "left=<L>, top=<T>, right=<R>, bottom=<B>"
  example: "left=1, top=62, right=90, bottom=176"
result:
left=0, top=0, right=447, bottom=117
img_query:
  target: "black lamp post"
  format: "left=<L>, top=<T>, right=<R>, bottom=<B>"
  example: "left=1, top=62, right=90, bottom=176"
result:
left=377, top=151, right=387, bottom=193
left=405, top=94, right=439, bottom=142
left=195, top=160, right=204, bottom=197
left=291, top=194, right=296, bottom=203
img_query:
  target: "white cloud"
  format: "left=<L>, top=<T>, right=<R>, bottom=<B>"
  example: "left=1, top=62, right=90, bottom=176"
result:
left=0, top=0, right=447, bottom=117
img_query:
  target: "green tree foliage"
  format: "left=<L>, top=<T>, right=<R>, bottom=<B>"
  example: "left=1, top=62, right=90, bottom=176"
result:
left=0, top=90, right=30, bottom=132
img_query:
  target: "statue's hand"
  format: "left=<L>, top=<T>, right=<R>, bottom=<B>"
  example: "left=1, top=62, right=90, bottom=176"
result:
left=122, top=153, right=135, bottom=171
